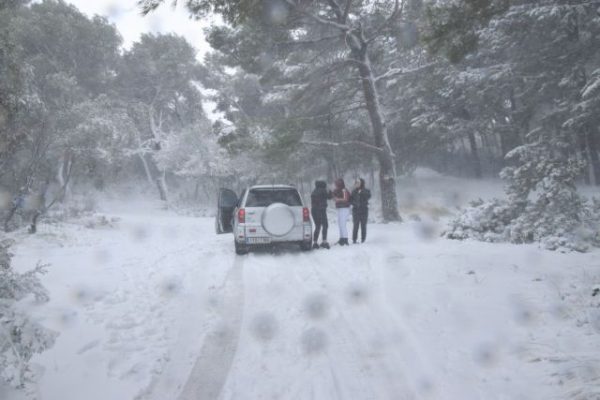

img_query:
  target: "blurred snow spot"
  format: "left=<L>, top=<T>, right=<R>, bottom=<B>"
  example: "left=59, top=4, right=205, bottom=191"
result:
left=444, top=191, right=462, bottom=208
left=131, top=225, right=151, bottom=242
left=399, top=22, right=419, bottom=48
left=213, top=323, right=233, bottom=345
left=206, top=293, right=221, bottom=310
left=265, top=0, right=288, bottom=25
left=24, top=193, right=42, bottom=211
left=148, top=14, right=164, bottom=33
left=162, top=225, right=179, bottom=240
left=549, top=303, right=570, bottom=320
left=524, top=249, right=542, bottom=267
left=303, top=293, right=329, bottom=320
left=300, top=328, right=328, bottom=355
left=511, top=298, right=537, bottom=326
left=105, top=3, right=123, bottom=19
left=473, top=343, right=499, bottom=368
left=71, top=285, right=105, bottom=305
left=93, top=248, right=112, bottom=265
left=413, top=220, right=439, bottom=242
left=401, top=302, right=417, bottom=319
left=402, top=191, right=417, bottom=209
left=55, top=308, right=79, bottom=328
left=346, top=283, right=369, bottom=305
left=158, top=277, right=182, bottom=298
left=417, top=376, right=436, bottom=395
left=408, top=213, right=422, bottom=221
left=259, top=52, right=274, bottom=70
left=250, top=312, right=278, bottom=342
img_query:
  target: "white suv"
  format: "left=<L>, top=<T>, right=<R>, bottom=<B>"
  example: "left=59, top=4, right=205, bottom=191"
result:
left=216, top=185, right=313, bottom=254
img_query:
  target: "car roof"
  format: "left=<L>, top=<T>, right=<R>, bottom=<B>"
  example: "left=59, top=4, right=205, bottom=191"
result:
left=248, top=184, right=297, bottom=190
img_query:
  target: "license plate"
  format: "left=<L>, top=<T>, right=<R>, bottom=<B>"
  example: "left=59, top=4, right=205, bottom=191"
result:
left=247, top=237, right=271, bottom=244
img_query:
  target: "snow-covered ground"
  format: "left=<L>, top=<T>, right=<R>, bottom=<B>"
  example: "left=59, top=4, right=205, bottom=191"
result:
left=6, top=181, right=600, bottom=400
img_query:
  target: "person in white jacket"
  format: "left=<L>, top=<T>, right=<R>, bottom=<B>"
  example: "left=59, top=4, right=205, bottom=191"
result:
left=332, top=178, right=351, bottom=246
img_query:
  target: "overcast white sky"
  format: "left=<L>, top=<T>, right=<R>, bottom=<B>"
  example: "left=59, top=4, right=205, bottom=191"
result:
left=62, top=0, right=212, bottom=57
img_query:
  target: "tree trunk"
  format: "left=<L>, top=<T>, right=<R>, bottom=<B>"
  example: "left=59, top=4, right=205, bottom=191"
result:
left=352, top=40, right=401, bottom=222
left=587, top=127, right=600, bottom=186
left=138, top=153, right=154, bottom=185
left=29, top=211, right=40, bottom=234
left=579, top=131, right=591, bottom=184
left=467, top=131, right=483, bottom=178
left=156, top=170, right=168, bottom=202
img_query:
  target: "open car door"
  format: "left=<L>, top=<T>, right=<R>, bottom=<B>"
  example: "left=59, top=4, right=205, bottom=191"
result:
left=215, top=188, right=238, bottom=234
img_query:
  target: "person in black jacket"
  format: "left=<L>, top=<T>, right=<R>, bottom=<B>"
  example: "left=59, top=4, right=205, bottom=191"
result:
left=310, top=180, right=332, bottom=249
left=350, top=178, right=371, bottom=243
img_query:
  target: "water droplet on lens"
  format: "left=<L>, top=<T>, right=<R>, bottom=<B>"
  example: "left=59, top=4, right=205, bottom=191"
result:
left=346, top=283, right=369, bottom=305
left=250, top=313, right=278, bottom=342
left=159, top=277, right=182, bottom=298
left=473, top=343, right=498, bottom=368
left=304, top=293, right=329, bottom=320
left=300, top=328, right=327, bottom=355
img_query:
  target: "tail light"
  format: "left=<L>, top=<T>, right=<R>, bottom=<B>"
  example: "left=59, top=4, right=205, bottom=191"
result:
left=238, top=208, right=245, bottom=224
left=303, top=207, right=310, bottom=222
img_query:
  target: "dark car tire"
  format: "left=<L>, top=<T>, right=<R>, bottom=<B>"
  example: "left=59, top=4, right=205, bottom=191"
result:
left=299, top=242, right=312, bottom=251
left=235, top=241, right=248, bottom=255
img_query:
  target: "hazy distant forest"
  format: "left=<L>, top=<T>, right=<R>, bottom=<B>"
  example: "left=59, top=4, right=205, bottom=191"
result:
left=1, top=0, right=599, bottom=240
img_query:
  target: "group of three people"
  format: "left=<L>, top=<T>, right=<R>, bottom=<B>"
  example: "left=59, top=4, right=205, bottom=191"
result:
left=310, top=178, right=371, bottom=249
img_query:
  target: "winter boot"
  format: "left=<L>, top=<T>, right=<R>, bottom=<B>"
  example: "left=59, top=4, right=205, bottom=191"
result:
left=312, top=242, right=320, bottom=249
left=321, top=241, right=330, bottom=249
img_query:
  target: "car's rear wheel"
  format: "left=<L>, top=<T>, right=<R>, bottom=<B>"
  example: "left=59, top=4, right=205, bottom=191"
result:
left=299, top=242, right=312, bottom=251
left=235, top=240, right=248, bottom=255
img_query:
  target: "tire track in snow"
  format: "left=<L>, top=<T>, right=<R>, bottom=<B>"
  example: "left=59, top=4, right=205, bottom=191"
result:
left=177, top=255, right=245, bottom=400
left=298, top=248, right=420, bottom=399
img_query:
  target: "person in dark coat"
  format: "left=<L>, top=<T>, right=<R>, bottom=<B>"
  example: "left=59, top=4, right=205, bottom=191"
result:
left=350, top=178, right=371, bottom=243
left=310, top=180, right=332, bottom=249
left=332, top=178, right=351, bottom=246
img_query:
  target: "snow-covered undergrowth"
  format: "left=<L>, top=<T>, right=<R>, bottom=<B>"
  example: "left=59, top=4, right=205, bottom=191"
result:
left=445, top=134, right=600, bottom=252
left=0, top=239, right=56, bottom=394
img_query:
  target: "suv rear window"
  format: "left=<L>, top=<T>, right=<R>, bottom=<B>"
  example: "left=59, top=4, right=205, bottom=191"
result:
left=245, top=188, right=302, bottom=207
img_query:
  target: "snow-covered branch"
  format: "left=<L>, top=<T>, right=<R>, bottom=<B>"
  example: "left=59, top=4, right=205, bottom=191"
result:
left=284, top=0, right=351, bottom=31
left=301, top=139, right=384, bottom=154
left=374, top=62, right=440, bottom=83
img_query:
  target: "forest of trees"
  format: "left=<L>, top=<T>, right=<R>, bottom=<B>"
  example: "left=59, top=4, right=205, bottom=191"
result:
left=1, top=0, right=600, bottom=231
left=140, top=0, right=600, bottom=248
left=0, top=0, right=229, bottom=233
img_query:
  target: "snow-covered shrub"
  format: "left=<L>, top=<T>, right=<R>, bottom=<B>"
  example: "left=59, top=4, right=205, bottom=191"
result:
left=445, top=128, right=600, bottom=251
left=0, top=239, right=56, bottom=389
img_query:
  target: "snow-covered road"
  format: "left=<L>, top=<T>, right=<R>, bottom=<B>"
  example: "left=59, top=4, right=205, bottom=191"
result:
left=10, top=204, right=600, bottom=400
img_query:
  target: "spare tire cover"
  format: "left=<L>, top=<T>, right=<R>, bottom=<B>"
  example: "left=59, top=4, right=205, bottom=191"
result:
left=262, top=203, right=295, bottom=236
